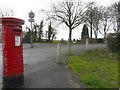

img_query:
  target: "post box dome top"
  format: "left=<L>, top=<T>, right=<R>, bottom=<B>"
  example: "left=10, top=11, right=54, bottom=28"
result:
left=0, top=17, right=24, bottom=25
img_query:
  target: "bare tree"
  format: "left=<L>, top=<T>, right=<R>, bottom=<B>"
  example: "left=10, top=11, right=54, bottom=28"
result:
left=35, top=20, right=44, bottom=42
left=110, top=2, right=119, bottom=33
left=84, top=2, right=97, bottom=43
left=38, top=9, right=58, bottom=42
left=85, top=2, right=103, bottom=42
left=47, top=21, right=57, bottom=43
left=99, top=6, right=112, bottom=43
left=33, top=23, right=38, bottom=42
left=0, top=5, right=14, bottom=17
left=51, top=0, right=86, bottom=54
left=92, top=6, right=102, bottom=42
left=38, top=20, right=44, bottom=42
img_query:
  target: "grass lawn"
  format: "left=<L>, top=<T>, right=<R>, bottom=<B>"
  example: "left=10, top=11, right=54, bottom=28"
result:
left=67, top=49, right=119, bottom=88
left=33, top=40, right=60, bottom=44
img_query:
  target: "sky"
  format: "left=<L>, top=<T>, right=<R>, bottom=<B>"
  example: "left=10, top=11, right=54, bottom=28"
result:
left=0, top=0, right=119, bottom=40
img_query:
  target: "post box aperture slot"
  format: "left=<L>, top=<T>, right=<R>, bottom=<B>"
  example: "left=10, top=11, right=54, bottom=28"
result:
left=13, top=29, right=22, bottom=32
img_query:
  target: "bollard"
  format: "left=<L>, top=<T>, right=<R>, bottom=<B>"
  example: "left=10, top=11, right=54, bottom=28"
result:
left=57, top=42, right=62, bottom=64
left=85, top=38, right=89, bottom=50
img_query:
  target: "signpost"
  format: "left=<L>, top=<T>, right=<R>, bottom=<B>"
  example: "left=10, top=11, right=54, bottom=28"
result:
left=28, top=11, right=35, bottom=48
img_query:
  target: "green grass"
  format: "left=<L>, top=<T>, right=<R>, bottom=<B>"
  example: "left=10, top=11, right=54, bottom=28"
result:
left=67, top=49, right=119, bottom=88
left=52, top=40, right=60, bottom=43
left=33, top=40, right=60, bottom=44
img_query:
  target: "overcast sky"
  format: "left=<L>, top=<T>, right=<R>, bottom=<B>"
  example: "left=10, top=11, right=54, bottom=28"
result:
left=0, top=0, right=119, bottom=40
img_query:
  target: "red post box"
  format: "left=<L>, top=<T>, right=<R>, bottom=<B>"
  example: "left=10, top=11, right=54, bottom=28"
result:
left=0, top=17, right=25, bottom=87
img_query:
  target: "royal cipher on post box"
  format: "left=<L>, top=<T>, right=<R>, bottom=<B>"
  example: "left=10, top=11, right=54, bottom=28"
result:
left=0, top=17, right=24, bottom=87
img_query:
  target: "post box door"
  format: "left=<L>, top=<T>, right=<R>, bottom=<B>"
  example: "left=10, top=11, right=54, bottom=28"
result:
left=2, top=25, right=24, bottom=76
left=13, top=25, right=24, bottom=76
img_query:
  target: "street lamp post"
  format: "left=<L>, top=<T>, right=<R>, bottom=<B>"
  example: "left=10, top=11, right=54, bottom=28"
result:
left=28, top=11, right=35, bottom=48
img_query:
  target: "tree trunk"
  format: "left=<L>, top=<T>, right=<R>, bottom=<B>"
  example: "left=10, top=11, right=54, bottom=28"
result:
left=48, top=35, right=50, bottom=43
left=90, top=13, right=93, bottom=43
left=95, top=35, right=97, bottom=42
left=90, top=23, right=92, bottom=43
left=104, top=32, right=107, bottom=43
left=39, top=33, right=41, bottom=42
left=68, top=27, right=72, bottom=55
left=51, top=34, right=55, bottom=43
left=39, top=28, right=41, bottom=42
left=48, top=31, right=51, bottom=43
left=104, top=26, right=107, bottom=43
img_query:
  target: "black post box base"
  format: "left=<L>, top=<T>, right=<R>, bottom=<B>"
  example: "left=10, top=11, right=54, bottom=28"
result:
left=2, top=74, right=24, bottom=88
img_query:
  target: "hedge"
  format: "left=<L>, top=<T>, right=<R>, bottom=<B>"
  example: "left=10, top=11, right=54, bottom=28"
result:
left=107, top=33, right=120, bottom=53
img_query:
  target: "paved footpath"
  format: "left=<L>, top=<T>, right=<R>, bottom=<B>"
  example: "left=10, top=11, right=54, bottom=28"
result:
left=0, top=43, right=106, bottom=88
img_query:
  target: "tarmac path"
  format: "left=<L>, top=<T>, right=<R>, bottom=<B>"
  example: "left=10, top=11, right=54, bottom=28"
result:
left=0, top=43, right=106, bottom=88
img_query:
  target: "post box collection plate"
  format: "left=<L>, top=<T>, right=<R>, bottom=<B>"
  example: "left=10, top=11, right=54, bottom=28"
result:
left=15, top=36, right=21, bottom=46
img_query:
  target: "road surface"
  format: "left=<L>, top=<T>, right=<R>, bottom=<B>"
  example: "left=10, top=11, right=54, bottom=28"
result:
left=0, top=43, right=106, bottom=88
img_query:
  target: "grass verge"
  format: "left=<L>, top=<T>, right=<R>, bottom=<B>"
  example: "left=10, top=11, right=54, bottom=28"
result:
left=67, top=49, right=119, bottom=88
